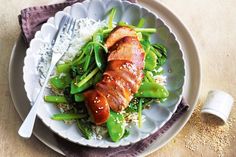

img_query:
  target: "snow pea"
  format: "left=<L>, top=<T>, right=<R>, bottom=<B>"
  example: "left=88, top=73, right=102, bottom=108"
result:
left=138, top=98, right=143, bottom=128
left=108, top=8, right=116, bottom=29
left=135, top=82, right=169, bottom=99
left=145, top=50, right=157, bottom=71
left=44, top=95, right=67, bottom=103
left=74, top=93, right=85, bottom=102
left=93, top=32, right=106, bottom=71
left=49, top=74, right=71, bottom=90
left=106, top=111, right=125, bottom=142
left=137, top=18, right=145, bottom=28
left=51, top=113, right=87, bottom=121
left=77, top=119, right=93, bottom=139
left=83, top=46, right=94, bottom=72
left=56, top=63, right=71, bottom=74
left=152, top=43, right=167, bottom=57
left=70, top=70, right=102, bottom=94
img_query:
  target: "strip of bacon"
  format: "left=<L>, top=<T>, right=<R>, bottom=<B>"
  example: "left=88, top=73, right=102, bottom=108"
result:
left=84, top=26, right=145, bottom=125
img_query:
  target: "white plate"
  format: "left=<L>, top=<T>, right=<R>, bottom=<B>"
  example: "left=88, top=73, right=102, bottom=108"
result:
left=22, top=0, right=185, bottom=148
left=9, top=0, right=200, bottom=155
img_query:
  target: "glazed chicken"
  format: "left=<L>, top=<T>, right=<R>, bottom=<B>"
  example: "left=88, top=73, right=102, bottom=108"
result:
left=84, top=26, right=145, bottom=125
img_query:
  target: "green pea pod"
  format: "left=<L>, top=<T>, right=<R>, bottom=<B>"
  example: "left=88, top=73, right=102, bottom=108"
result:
left=152, top=43, right=167, bottom=57
left=56, top=63, right=71, bottom=74
left=77, top=119, right=93, bottom=140
left=70, top=71, right=102, bottom=94
left=44, top=95, right=67, bottom=103
left=137, top=18, right=145, bottom=28
left=70, top=77, right=93, bottom=94
left=145, top=50, right=157, bottom=71
left=74, top=93, right=85, bottom=102
left=50, top=74, right=71, bottom=90
left=93, top=32, right=106, bottom=71
left=51, top=113, right=87, bottom=120
left=145, top=71, right=155, bottom=83
left=108, top=8, right=116, bottom=29
left=83, top=46, right=94, bottom=72
left=135, top=82, right=169, bottom=99
left=106, top=111, right=125, bottom=142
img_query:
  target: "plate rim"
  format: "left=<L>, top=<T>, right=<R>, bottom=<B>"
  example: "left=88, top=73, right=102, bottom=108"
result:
left=8, top=0, right=201, bottom=156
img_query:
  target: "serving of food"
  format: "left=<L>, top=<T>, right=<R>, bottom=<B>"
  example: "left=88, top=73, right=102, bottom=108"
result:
left=23, top=0, right=185, bottom=147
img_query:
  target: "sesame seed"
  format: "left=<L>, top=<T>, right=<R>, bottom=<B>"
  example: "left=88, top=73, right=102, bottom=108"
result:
left=183, top=100, right=236, bottom=157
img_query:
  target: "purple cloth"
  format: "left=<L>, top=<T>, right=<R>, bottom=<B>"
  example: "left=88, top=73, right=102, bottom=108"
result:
left=18, top=0, right=137, bottom=44
left=18, top=0, right=80, bottom=44
left=19, top=0, right=189, bottom=156
left=55, top=99, right=188, bottom=157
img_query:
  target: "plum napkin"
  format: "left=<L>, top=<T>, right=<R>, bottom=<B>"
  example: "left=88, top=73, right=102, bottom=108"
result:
left=56, top=99, right=188, bottom=157
left=18, top=0, right=189, bottom=156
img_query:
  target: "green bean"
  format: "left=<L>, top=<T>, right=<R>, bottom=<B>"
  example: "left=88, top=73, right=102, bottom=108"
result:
left=135, top=82, right=169, bottom=99
left=108, top=8, right=116, bottom=29
left=74, top=93, right=85, bottom=102
left=87, top=41, right=108, bottom=53
left=117, top=21, right=135, bottom=28
left=145, top=71, right=155, bottom=83
left=75, top=67, right=99, bottom=87
left=77, top=119, right=93, bottom=139
left=71, top=77, right=93, bottom=94
left=56, top=63, right=71, bottom=74
left=44, top=95, right=67, bottom=103
left=106, top=111, right=125, bottom=142
left=83, top=46, right=93, bottom=72
left=152, top=43, right=167, bottom=56
left=137, top=18, right=145, bottom=28
left=49, top=75, right=71, bottom=90
left=145, top=50, right=157, bottom=71
left=93, top=32, right=106, bottom=70
left=72, top=51, right=86, bottom=66
left=138, top=98, right=143, bottom=128
left=51, top=113, right=87, bottom=120
left=102, top=28, right=157, bottom=34
left=135, top=28, right=157, bottom=33
left=102, top=28, right=112, bottom=34
left=79, top=63, right=96, bottom=81
left=70, top=71, right=102, bottom=94
left=151, top=46, right=162, bottom=58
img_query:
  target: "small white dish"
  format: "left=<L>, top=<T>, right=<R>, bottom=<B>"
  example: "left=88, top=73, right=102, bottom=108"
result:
left=201, top=90, right=234, bottom=124
left=23, top=0, right=185, bottom=147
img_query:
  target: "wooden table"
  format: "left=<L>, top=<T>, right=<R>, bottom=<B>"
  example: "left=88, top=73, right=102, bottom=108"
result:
left=0, top=0, right=235, bottom=156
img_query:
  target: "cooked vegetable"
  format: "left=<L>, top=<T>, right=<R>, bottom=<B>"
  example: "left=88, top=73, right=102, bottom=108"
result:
left=70, top=71, right=102, bottom=94
left=75, top=67, right=99, bottom=87
left=56, top=63, right=71, bottom=73
left=137, top=18, right=145, bottom=28
left=106, top=111, right=125, bottom=142
left=138, top=98, right=143, bottom=128
left=135, top=82, right=169, bottom=99
left=44, top=95, right=67, bottom=103
left=51, top=113, right=87, bottom=120
left=74, top=93, right=85, bottom=102
left=93, top=32, right=106, bottom=71
left=108, top=8, right=116, bottom=29
left=77, top=119, right=93, bottom=139
left=145, top=50, right=157, bottom=71
left=49, top=75, right=71, bottom=90
left=83, top=45, right=94, bottom=72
